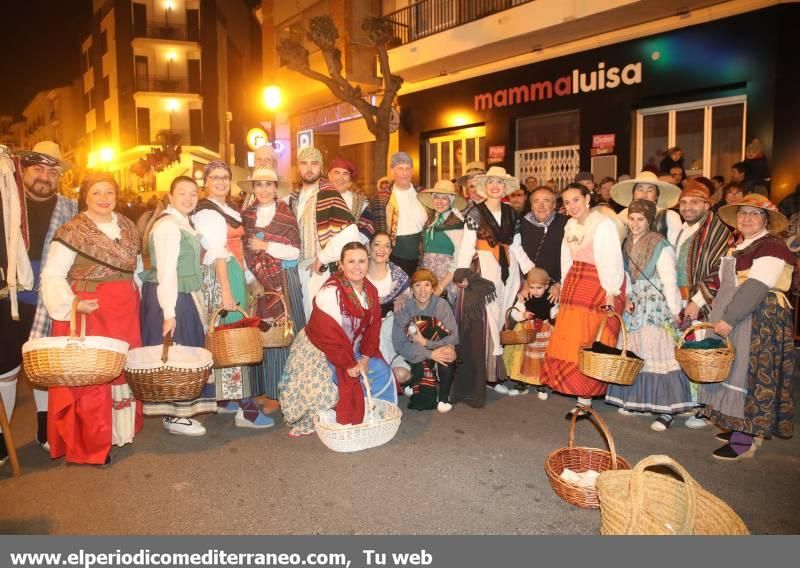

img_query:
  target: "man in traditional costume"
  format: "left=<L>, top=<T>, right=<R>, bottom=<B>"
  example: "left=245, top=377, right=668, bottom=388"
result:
left=286, top=147, right=363, bottom=317
left=385, top=152, right=428, bottom=277
left=327, top=157, right=374, bottom=240
left=0, top=142, right=77, bottom=466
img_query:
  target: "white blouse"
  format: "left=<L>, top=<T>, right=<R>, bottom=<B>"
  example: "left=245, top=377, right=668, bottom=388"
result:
left=736, top=228, right=786, bottom=289
left=41, top=212, right=141, bottom=321
left=150, top=206, right=195, bottom=320
left=253, top=203, right=300, bottom=261
left=315, top=283, right=368, bottom=327
left=560, top=212, right=625, bottom=296
left=652, top=244, right=682, bottom=317
left=192, top=200, right=241, bottom=265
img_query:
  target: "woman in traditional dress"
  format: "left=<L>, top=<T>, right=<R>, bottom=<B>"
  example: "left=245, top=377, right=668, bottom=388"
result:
left=418, top=180, right=466, bottom=306
left=604, top=199, right=694, bottom=430
left=192, top=160, right=272, bottom=428
left=365, top=232, right=411, bottom=387
left=541, top=183, right=626, bottom=418
left=139, top=176, right=216, bottom=435
left=40, top=173, right=142, bottom=465
left=697, top=195, right=795, bottom=460
left=280, top=242, right=396, bottom=437
left=452, top=166, right=531, bottom=405
left=240, top=167, right=305, bottom=412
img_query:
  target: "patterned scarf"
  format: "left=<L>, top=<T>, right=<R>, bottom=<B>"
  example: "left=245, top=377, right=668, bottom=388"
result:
left=316, top=189, right=355, bottom=251
left=525, top=210, right=556, bottom=230
left=348, top=189, right=375, bottom=239
left=54, top=213, right=140, bottom=282
left=408, top=315, right=452, bottom=411
left=474, top=202, right=517, bottom=282
left=623, top=230, right=665, bottom=281
left=242, top=201, right=300, bottom=319
left=687, top=212, right=732, bottom=317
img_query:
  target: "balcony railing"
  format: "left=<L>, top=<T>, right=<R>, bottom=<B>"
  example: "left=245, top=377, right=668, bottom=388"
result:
left=384, top=0, right=535, bottom=45
left=135, top=74, right=198, bottom=94
left=137, top=129, right=193, bottom=146
left=134, top=22, right=199, bottom=42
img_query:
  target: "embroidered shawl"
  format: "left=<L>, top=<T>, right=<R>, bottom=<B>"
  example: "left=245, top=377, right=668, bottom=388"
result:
left=686, top=212, right=732, bottom=317
left=316, top=188, right=355, bottom=252
left=54, top=213, right=140, bottom=282
left=288, top=178, right=334, bottom=260
left=242, top=201, right=300, bottom=319
left=305, top=273, right=382, bottom=425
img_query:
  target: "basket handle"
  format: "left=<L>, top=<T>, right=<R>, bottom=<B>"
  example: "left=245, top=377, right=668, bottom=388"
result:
left=678, top=322, right=733, bottom=350
left=360, top=370, right=374, bottom=416
left=250, top=291, right=294, bottom=337
left=503, top=306, right=521, bottom=331
left=594, top=310, right=630, bottom=356
left=161, top=331, right=173, bottom=364
left=625, top=455, right=698, bottom=535
left=207, top=304, right=249, bottom=335
left=567, top=405, right=620, bottom=470
left=68, top=296, right=87, bottom=339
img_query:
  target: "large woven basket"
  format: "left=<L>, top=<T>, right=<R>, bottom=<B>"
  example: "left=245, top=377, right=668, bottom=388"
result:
left=250, top=292, right=294, bottom=349
left=579, top=311, right=643, bottom=385
left=544, top=406, right=631, bottom=509
left=125, top=332, right=213, bottom=402
left=313, top=372, right=402, bottom=453
left=22, top=297, right=129, bottom=388
left=205, top=306, right=263, bottom=368
left=596, top=454, right=749, bottom=535
left=500, top=307, right=538, bottom=345
left=674, top=322, right=734, bottom=383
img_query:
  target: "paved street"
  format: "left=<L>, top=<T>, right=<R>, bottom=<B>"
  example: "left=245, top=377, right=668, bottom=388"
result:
left=2, top=377, right=799, bottom=535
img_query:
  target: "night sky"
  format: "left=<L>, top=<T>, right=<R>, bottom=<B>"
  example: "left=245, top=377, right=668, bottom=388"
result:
left=0, top=0, right=93, bottom=117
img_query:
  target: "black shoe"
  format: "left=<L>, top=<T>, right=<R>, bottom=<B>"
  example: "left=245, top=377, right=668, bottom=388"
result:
left=712, top=442, right=757, bottom=461
left=715, top=431, right=733, bottom=443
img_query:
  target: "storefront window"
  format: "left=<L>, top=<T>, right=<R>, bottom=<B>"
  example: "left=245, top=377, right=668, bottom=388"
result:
left=426, top=125, right=486, bottom=186
left=636, top=96, right=745, bottom=178
left=516, top=111, right=580, bottom=190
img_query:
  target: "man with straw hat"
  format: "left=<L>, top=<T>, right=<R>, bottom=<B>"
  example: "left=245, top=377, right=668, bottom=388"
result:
left=611, top=171, right=682, bottom=244
left=1, top=141, right=77, bottom=466
left=286, top=147, right=362, bottom=318
left=695, top=194, right=794, bottom=460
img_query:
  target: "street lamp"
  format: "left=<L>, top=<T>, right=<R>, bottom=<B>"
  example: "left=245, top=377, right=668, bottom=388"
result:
left=262, top=85, right=282, bottom=149
left=99, top=147, right=115, bottom=171
left=164, top=0, right=174, bottom=27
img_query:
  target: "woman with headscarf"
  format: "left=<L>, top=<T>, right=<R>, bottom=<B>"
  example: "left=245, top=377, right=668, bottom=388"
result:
left=40, top=173, right=142, bottom=465
left=453, top=166, right=531, bottom=400
left=541, top=183, right=626, bottom=417
left=697, top=195, right=795, bottom=461
left=604, top=200, right=693, bottom=431
left=240, top=166, right=305, bottom=412
left=192, top=160, right=273, bottom=428
left=418, top=180, right=467, bottom=305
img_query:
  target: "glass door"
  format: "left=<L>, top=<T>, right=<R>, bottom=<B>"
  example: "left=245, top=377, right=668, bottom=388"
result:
left=426, top=125, right=486, bottom=187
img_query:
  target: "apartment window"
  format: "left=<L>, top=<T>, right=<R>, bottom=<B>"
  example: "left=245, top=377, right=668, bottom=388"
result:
left=100, top=30, right=108, bottom=55
left=84, top=90, right=94, bottom=112
left=636, top=96, right=746, bottom=178
left=105, top=121, right=112, bottom=140
left=103, top=76, right=110, bottom=100
left=81, top=49, right=90, bottom=73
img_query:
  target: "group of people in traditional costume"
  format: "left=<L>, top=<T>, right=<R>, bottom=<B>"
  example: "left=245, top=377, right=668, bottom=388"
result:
left=0, top=140, right=794, bottom=468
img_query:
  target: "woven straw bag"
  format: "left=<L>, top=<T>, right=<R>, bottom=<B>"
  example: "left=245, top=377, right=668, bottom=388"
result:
left=579, top=311, right=643, bottom=385
left=250, top=291, right=294, bottom=348
left=544, top=406, right=631, bottom=509
left=313, top=372, right=402, bottom=453
left=23, top=297, right=129, bottom=388
left=125, top=332, right=213, bottom=402
left=597, top=454, right=749, bottom=535
left=205, top=306, right=263, bottom=367
left=674, top=322, right=735, bottom=383
left=499, top=307, right=538, bottom=345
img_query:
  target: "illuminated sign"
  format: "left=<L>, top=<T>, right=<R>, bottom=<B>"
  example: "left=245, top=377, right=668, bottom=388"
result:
left=246, top=128, right=269, bottom=151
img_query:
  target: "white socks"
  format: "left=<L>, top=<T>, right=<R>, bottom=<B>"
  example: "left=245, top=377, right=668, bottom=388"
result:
left=33, top=388, right=48, bottom=412
left=0, top=377, right=17, bottom=433
left=577, top=397, right=592, bottom=407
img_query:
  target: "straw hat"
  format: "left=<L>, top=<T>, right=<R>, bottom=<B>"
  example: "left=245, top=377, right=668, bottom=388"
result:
left=236, top=166, right=291, bottom=198
left=17, top=140, right=71, bottom=171
left=610, top=171, right=680, bottom=209
left=473, top=166, right=520, bottom=197
left=456, top=161, right=486, bottom=185
left=418, top=179, right=467, bottom=211
left=717, top=194, right=788, bottom=233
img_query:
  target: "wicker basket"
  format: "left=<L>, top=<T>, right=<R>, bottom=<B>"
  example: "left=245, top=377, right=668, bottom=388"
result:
left=674, top=322, right=734, bottom=383
left=579, top=311, right=643, bottom=385
left=500, top=307, right=538, bottom=345
left=313, top=372, right=402, bottom=453
left=22, top=297, right=129, bottom=388
left=205, top=306, right=263, bottom=368
left=544, top=406, right=631, bottom=509
left=250, top=292, right=294, bottom=349
left=125, top=332, right=213, bottom=402
left=597, top=454, right=749, bottom=535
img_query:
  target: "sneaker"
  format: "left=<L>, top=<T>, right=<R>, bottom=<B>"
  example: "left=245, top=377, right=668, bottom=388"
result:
left=403, top=386, right=414, bottom=397
left=617, top=407, right=636, bottom=416
left=437, top=401, right=453, bottom=414
left=162, top=416, right=206, bottom=436
left=512, top=384, right=529, bottom=395
left=712, top=442, right=757, bottom=461
left=650, top=415, right=673, bottom=432
left=490, top=383, right=510, bottom=395
left=217, top=400, right=239, bottom=414
left=234, top=408, right=275, bottom=429
left=685, top=415, right=708, bottom=429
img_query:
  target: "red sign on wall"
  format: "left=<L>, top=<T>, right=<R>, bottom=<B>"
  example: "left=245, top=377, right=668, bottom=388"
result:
left=592, top=134, right=615, bottom=148
left=488, top=145, right=506, bottom=164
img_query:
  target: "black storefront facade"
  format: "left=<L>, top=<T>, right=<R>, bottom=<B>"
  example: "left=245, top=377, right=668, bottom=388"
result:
left=398, top=4, right=800, bottom=201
